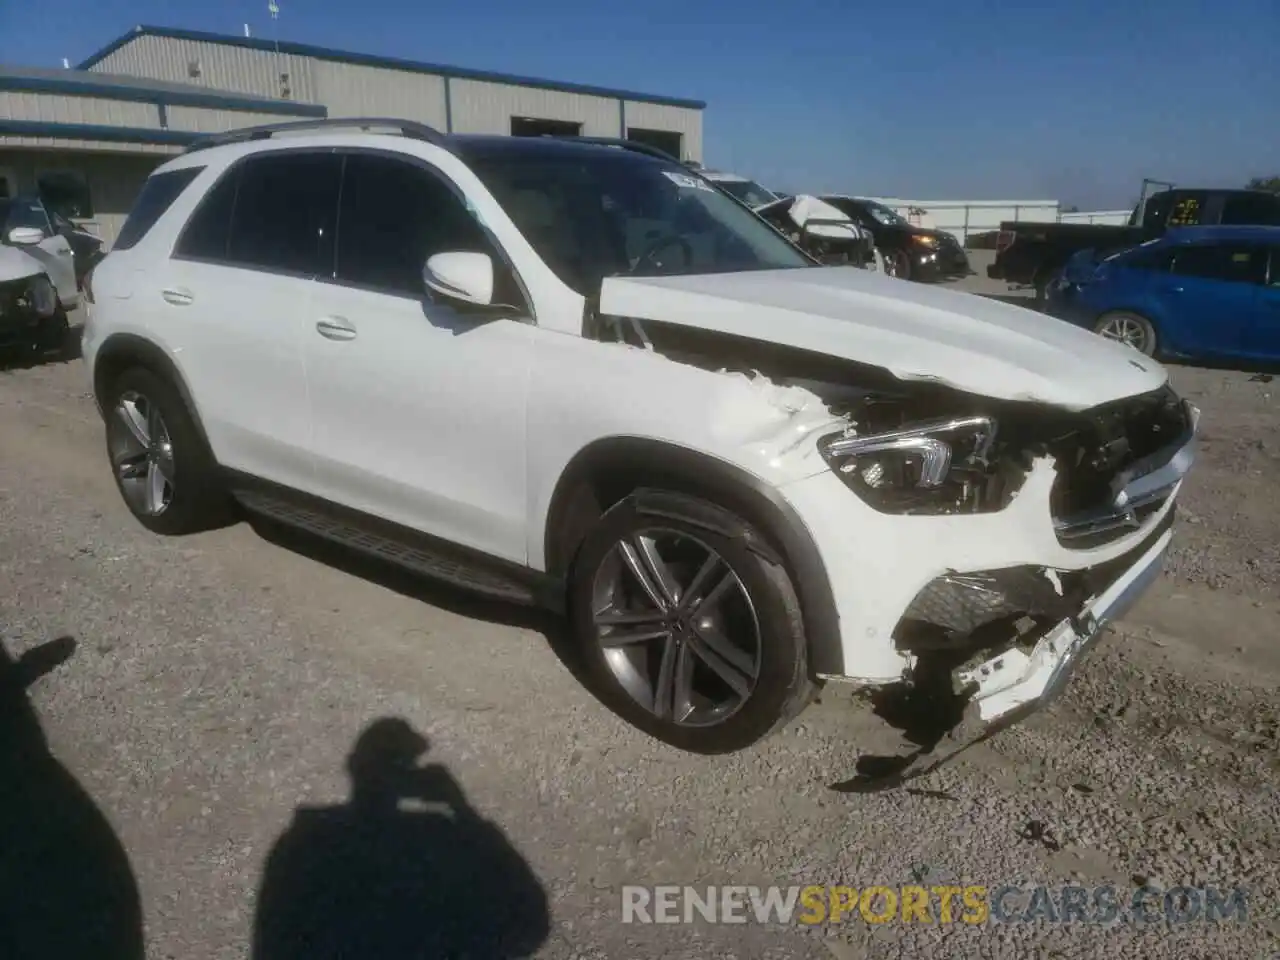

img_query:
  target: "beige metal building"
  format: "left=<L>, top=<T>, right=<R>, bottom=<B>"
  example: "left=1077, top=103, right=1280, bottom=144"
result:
left=1, top=24, right=705, bottom=246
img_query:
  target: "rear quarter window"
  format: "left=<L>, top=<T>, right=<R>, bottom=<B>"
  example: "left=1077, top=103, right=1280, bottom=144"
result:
left=113, top=167, right=203, bottom=251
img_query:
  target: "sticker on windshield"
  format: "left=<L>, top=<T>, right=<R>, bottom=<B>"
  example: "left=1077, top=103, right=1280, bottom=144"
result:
left=662, top=171, right=714, bottom=192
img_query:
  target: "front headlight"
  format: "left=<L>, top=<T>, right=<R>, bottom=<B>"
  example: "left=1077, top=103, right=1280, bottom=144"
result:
left=910, top=235, right=939, bottom=248
left=818, top=416, right=998, bottom=514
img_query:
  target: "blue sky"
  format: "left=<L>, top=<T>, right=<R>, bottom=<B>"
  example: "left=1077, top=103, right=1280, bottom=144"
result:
left=3, top=0, right=1277, bottom=208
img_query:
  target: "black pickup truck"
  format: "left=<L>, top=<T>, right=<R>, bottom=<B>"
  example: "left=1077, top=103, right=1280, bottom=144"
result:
left=987, top=185, right=1280, bottom=299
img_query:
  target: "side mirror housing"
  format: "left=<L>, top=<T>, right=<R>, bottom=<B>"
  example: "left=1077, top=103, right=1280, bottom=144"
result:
left=7, top=227, right=45, bottom=246
left=422, top=251, right=495, bottom=307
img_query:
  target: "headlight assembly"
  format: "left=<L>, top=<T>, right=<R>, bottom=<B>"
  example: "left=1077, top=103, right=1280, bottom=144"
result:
left=819, top=416, right=999, bottom=514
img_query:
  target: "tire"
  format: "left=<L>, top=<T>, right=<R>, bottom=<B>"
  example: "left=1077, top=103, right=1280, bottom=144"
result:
left=568, top=494, right=815, bottom=754
left=102, top=367, right=230, bottom=535
left=886, top=249, right=911, bottom=280
left=36, top=305, right=74, bottom=361
left=1093, top=311, right=1158, bottom=357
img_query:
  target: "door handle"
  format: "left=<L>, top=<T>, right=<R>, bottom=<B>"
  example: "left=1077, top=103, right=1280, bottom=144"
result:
left=315, top=317, right=357, bottom=341
left=161, top=287, right=194, bottom=306
left=56, top=247, right=73, bottom=257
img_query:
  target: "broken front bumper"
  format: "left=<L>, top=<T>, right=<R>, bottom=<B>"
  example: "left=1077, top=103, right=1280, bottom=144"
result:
left=957, top=520, right=1169, bottom=722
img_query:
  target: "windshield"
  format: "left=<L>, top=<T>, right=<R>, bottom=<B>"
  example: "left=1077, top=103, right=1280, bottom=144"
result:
left=715, top=179, right=779, bottom=209
left=861, top=201, right=910, bottom=227
left=468, top=152, right=810, bottom=297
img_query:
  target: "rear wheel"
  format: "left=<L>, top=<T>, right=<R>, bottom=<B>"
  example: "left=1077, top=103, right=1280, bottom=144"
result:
left=104, top=367, right=230, bottom=535
left=1094, top=311, right=1158, bottom=357
left=569, top=495, right=814, bottom=754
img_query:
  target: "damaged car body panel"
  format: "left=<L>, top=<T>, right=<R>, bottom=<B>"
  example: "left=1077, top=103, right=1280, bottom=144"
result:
left=597, top=265, right=1168, bottom=410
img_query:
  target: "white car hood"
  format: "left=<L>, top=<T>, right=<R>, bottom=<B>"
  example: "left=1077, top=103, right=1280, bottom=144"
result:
left=0, top=244, right=45, bottom=284
left=598, top=266, right=1167, bottom=410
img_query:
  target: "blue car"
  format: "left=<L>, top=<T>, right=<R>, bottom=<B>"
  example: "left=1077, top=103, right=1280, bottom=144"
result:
left=1045, top=225, right=1280, bottom=360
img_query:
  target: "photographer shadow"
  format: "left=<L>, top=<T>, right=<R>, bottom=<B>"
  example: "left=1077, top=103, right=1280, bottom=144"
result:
left=252, top=717, right=549, bottom=960
left=0, top=636, right=144, bottom=960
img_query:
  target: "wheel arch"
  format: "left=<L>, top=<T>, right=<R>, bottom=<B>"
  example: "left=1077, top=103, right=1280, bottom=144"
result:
left=541, top=436, right=844, bottom=676
left=93, top=333, right=212, bottom=451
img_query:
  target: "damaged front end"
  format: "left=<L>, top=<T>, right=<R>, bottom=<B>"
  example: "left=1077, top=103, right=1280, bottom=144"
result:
left=0, top=272, right=59, bottom=350
left=585, top=308, right=1196, bottom=758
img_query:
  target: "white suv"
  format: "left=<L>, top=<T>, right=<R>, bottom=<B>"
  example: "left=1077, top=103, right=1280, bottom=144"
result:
left=82, top=119, right=1196, bottom=756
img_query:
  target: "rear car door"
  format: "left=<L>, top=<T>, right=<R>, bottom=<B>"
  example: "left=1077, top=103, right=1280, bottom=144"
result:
left=1244, top=245, right=1280, bottom=358
left=301, top=150, right=534, bottom=562
left=3, top=197, right=77, bottom=306
left=1152, top=241, right=1266, bottom=357
left=163, top=150, right=342, bottom=491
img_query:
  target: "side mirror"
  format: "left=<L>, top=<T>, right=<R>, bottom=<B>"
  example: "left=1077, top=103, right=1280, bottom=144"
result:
left=422, top=251, right=494, bottom=307
left=7, top=227, right=45, bottom=246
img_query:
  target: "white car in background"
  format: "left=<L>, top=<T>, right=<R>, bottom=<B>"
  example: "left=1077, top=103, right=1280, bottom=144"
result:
left=82, top=120, right=1195, bottom=762
left=0, top=196, right=78, bottom=356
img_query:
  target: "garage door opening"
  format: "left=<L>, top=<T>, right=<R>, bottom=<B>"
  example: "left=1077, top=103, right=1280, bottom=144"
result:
left=627, top=128, right=684, bottom=161
left=511, top=117, right=582, bottom=138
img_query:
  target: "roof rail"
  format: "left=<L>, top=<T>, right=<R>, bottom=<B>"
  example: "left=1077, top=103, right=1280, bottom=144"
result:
left=181, top=116, right=451, bottom=155
left=551, top=135, right=683, bottom=164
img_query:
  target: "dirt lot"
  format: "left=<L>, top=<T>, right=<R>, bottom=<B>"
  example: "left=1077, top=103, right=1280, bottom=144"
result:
left=2, top=297, right=1278, bottom=958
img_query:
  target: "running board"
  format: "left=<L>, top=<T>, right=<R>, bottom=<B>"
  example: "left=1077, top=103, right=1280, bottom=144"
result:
left=226, top=477, right=557, bottom=609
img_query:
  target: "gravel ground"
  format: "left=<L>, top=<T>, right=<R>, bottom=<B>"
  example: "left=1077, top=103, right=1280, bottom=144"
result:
left=2, top=301, right=1278, bottom=958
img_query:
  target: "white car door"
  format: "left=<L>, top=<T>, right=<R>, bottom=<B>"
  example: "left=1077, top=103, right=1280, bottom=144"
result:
left=158, top=151, right=339, bottom=492
left=3, top=198, right=77, bottom=305
left=301, top=151, right=533, bottom=564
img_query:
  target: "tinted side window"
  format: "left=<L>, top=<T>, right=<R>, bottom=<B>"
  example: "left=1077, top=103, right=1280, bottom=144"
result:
left=1116, top=245, right=1173, bottom=271
left=1166, top=192, right=1206, bottom=227
left=115, top=167, right=202, bottom=251
left=175, top=167, right=238, bottom=261
left=1171, top=244, right=1267, bottom=284
left=1220, top=193, right=1280, bottom=225
left=227, top=153, right=342, bottom=275
left=335, top=153, right=495, bottom=297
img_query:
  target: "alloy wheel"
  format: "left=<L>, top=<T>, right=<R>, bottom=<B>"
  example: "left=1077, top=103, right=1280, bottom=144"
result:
left=1096, top=314, right=1151, bottom=354
left=590, top=528, right=762, bottom=727
left=107, top=390, right=175, bottom=516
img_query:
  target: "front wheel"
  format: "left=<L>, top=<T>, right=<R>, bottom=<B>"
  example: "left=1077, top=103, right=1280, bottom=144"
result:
left=1094, top=311, right=1158, bottom=357
left=883, top=249, right=911, bottom=280
left=103, top=367, right=231, bottom=535
left=568, top=494, right=814, bottom=754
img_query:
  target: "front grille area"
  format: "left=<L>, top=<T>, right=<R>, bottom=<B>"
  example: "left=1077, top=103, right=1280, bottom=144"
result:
left=1048, top=385, right=1191, bottom=547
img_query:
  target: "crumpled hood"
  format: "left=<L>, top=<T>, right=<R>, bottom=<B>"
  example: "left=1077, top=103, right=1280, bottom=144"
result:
left=598, top=266, right=1167, bottom=410
left=0, top=245, right=46, bottom=285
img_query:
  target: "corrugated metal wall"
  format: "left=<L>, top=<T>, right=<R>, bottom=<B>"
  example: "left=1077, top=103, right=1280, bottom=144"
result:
left=624, top=100, right=702, bottom=162
left=0, top=90, right=154, bottom=127
left=449, top=78, right=619, bottom=136
left=312, top=61, right=448, bottom=127
left=88, top=35, right=702, bottom=150
left=163, top=106, right=310, bottom=134
left=88, top=34, right=318, bottom=103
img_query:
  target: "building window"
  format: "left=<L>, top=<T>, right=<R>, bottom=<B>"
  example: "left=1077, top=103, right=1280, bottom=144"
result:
left=37, top=170, right=94, bottom=219
left=510, top=117, right=582, bottom=138
left=626, top=128, right=683, bottom=161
